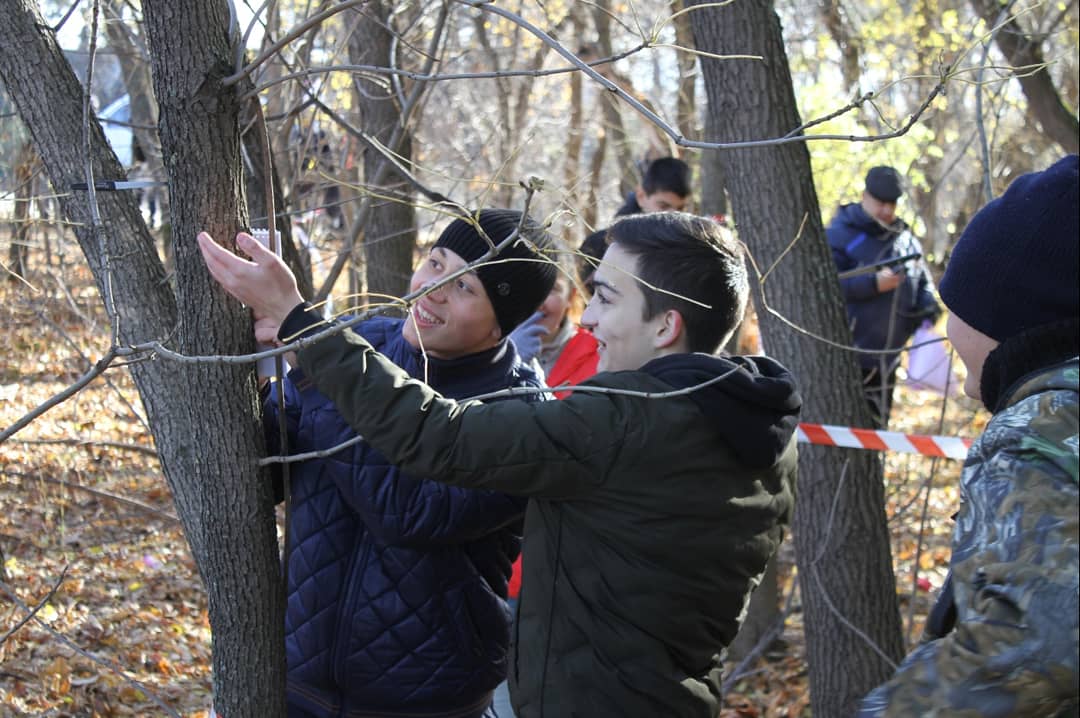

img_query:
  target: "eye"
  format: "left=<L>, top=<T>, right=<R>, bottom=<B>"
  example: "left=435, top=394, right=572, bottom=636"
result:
left=428, top=256, right=443, bottom=272
left=457, top=278, right=475, bottom=294
left=596, top=289, right=611, bottom=305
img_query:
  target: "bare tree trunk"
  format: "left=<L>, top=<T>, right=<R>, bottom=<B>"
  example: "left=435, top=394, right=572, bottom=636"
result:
left=687, top=2, right=905, bottom=715
left=0, top=0, right=287, bottom=714
left=673, top=1, right=698, bottom=146
left=821, top=0, right=862, bottom=92
left=592, top=1, right=640, bottom=198
left=969, top=0, right=1079, bottom=155
left=348, top=1, right=416, bottom=302
left=103, top=0, right=169, bottom=227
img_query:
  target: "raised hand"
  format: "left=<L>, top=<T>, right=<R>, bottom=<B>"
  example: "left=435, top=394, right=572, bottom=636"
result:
left=508, top=310, right=548, bottom=362
left=197, top=231, right=305, bottom=334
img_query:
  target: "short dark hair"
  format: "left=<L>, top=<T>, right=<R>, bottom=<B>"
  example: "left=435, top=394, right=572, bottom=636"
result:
left=641, top=157, right=691, bottom=198
left=607, top=213, right=747, bottom=353
left=578, top=228, right=609, bottom=287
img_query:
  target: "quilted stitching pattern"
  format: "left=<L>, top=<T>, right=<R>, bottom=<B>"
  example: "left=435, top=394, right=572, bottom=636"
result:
left=266, top=318, right=538, bottom=712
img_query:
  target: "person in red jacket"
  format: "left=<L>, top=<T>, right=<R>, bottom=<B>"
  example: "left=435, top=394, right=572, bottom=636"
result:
left=509, top=255, right=599, bottom=400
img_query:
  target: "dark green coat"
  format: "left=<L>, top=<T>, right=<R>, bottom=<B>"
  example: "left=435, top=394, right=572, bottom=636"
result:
left=289, top=307, right=801, bottom=718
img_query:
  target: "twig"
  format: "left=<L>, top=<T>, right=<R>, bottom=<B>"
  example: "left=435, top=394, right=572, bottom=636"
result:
left=10, top=438, right=158, bottom=457
left=223, top=0, right=370, bottom=86
left=1, top=469, right=177, bottom=523
left=458, top=0, right=948, bottom=149
left=257, top=363, right=745, bottom=465
left=0, top=348, right=119, bottom=445
left=0, top=577, right=182, bottom=718
left=36, top=307, right=150, bottom=432
left=314, top=1, right=452, bottom=303
left=0, top=566, right=68, bottom=647
left=807, top=563, right=900, bottom=671
left=240, top=43, right=653, bottom=100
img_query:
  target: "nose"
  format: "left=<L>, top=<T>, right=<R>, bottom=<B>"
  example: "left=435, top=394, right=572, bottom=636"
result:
left=580, top=297, right=597, bottom=330
left=422, top=280, right=447, bottom=302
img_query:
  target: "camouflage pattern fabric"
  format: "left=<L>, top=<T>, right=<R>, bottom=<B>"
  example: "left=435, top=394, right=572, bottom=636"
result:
left=859, top=360, right=1079, bottom=718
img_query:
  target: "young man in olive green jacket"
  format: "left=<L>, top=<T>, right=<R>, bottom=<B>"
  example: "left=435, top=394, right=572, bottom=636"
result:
left=199, top=212, right=802, bottom=718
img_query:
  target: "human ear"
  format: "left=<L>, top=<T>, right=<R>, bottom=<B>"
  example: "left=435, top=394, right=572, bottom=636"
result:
left=654, top=309, right=685, bottom=350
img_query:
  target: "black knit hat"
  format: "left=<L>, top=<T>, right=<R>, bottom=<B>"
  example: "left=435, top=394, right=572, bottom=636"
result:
left=865, top=166, right=903, bottom=202
left=939, top=154, right=1079, bottom=342
left=434, top=209, right=558, bottom=335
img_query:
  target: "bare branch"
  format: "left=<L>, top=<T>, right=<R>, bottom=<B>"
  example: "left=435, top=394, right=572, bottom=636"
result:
left=0, top=348, right=120, bottom=445
left=0, top=566, right=68, bottom=648
left=0, top=575, right=182, bottom=718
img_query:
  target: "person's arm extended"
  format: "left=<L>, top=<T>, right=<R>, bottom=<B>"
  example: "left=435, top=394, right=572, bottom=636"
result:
left=197, top=229, right=619, bottom=499
left=858, top=441, right=1080, bottom=716
left=282, top=305, right=619, bottom=500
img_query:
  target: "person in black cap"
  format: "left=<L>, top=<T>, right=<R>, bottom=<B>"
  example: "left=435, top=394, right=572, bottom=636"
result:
left=200, top=210, right=557, bottom=718
left=859, top=155, right=1079, bottom=716
left=826, top=165, right=941, bottom=426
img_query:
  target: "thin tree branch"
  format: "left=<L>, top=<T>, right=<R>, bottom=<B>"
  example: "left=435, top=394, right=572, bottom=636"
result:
left=0, top=349, right=120, bottom=445
left=0, top=566, right=68, bottom=647
left=0, top=576, right=182, bottom=718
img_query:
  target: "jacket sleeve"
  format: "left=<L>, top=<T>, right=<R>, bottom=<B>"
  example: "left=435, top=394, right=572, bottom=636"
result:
left=324, top=441, right=526, bottom=547
left=290, top=313, right=624, bottom=500
left=828, top=228, right=879, bottom=301
left=857, top=428, right=1080, bottom=716
left=273, top=364, right=527, bottom=546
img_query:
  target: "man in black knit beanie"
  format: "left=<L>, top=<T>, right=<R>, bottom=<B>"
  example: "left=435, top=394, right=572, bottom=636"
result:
left=859, top=154, right=1079, bottom=716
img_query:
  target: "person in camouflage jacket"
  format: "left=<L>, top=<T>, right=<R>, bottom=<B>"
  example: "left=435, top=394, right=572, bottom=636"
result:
left=859, top=155, right=1080, bottom=717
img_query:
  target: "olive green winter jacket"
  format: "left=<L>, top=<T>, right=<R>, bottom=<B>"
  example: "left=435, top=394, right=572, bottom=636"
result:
left=285, top=305, right=801, bottom=718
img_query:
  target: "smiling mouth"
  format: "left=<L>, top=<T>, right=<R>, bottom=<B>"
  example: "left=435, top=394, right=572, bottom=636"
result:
left=413, top=303, right=444, bottom=328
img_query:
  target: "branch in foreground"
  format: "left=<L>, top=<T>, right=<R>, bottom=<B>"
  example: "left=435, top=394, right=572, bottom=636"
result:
left=0, top=566, right=68, bottom=648
left=0, top=348, right=119, bottom=445
left=0, top=576, right=181, bottom=718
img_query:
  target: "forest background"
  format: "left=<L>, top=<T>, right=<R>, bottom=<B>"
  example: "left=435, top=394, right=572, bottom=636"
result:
left=0, top=0, right=1077, bottom=715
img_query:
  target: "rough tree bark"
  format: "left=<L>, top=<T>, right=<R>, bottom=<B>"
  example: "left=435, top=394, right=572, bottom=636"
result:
left=687, top=2, right=906, bottom=715
left=348, top=1, right=416, bottom=301
left=0, top=0, right=286, bottom=714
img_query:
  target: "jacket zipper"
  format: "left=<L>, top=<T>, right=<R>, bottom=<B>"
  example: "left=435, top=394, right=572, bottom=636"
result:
left=330, top=540, right=371, bottom=689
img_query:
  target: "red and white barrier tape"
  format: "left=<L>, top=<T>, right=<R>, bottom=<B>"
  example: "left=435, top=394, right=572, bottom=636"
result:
left=798, top=423, right=972, bottom=460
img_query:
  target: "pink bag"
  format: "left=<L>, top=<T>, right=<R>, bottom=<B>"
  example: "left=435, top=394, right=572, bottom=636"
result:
left=906, top=322, right=959, bottom=395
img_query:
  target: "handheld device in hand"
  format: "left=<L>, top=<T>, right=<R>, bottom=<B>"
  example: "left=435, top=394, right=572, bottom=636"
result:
left=837, top=252, right=922, bottom=280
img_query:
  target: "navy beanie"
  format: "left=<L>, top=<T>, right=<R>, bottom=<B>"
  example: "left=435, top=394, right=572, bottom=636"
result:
left=939, top=154, right=1079, bottom=342
left=434, top=209, right=558, bottom=335
left=865, top=166, right=903, bottom=202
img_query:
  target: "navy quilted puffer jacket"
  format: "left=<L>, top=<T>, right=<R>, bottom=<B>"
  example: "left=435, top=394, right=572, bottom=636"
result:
left=264, top=317, right=538, bottom=717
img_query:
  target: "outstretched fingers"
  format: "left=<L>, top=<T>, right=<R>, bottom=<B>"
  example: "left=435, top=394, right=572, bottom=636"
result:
left=196, top=231, right=305, bottom=328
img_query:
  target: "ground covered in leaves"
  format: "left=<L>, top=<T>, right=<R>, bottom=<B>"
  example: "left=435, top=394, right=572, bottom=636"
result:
left=0, top=249, right=989, bottom=717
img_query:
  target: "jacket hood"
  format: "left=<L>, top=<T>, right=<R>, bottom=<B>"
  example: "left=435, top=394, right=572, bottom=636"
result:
left=641, top=353, right=802, bottom=468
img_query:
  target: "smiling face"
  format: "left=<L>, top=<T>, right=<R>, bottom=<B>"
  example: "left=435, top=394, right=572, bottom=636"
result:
left=580, top=243, right=685, bottom=372
left=400, top=247, right=502, bottom=359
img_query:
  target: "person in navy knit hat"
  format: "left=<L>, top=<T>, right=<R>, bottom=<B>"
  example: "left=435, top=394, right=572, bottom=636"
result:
left=215, top=209, right=557, bottom=718
left=859, top=155, right=1079, bottom=716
